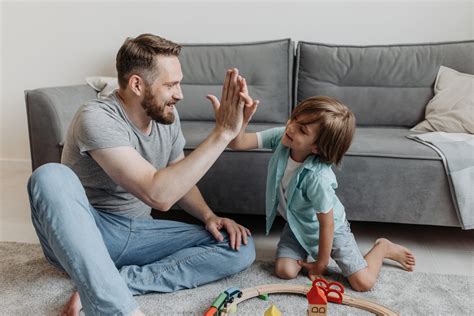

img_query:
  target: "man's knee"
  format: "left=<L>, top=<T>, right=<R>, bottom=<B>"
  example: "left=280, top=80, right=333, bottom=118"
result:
left=28, top=163, right=84, bottom=221
left=28, top=163, right=77, bottom=193
left=230, top=236, right=256, bottom=272
left=28, top=163, right=82, bottom=201
left=240, top=236, right=256, bottom=267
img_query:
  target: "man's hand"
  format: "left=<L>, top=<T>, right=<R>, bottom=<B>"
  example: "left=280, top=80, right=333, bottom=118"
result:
left=206, top=69, right=245, bottom=140
left=297, top=260, right=328, bottom=280
left=205, top=215, right=251, bottom=251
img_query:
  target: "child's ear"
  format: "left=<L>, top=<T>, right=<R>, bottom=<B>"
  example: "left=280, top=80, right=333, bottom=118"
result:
left=311, top=145, right=318, bottom=154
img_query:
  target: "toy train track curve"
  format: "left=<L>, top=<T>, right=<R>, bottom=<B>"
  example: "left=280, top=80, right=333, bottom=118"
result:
left=220, top=284, right=398, bottom=316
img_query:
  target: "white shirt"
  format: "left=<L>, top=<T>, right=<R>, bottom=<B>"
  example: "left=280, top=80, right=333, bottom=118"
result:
left=257, top=132, right=302, bottom=220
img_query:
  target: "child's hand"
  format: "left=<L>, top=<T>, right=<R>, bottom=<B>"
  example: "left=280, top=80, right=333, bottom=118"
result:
left=238, top=76, right=259, bottom=124
left=297, top=260, right=328, bottom=280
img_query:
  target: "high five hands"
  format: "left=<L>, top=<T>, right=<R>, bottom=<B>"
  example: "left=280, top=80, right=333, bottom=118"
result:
left=206, top=68, right=259, bottom=139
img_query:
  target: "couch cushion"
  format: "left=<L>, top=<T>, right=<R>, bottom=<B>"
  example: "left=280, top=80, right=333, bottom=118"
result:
left=178, top=39, right=293, bottom=123
left=182, top=123, right=440, bottom=160
left=296, top=41, right=474, bottom=127
left=348, top=127, right=440, bottom=160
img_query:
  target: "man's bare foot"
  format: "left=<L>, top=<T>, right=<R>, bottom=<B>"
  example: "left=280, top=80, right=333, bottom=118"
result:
left=375, top=238, right=416, bottom=271
left=62, top=291, right=82, bottom=316
left=61, top=292, right=145, bottom=316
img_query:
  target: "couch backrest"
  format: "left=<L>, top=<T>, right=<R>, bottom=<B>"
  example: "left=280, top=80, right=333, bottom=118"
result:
left=179, top=39, right=293, bottom=123
left=295, top=41, right=474, bottom=127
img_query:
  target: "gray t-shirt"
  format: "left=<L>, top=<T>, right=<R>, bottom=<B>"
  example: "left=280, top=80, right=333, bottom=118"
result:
left=61, top=91, right=186, bottom=219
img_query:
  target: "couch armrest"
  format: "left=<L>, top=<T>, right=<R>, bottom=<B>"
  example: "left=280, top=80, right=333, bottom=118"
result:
left=25, top=84, right=97, bottom=170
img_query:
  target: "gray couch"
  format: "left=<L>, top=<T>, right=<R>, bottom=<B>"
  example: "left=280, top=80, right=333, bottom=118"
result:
left=25, top=39, right=473, bottom=227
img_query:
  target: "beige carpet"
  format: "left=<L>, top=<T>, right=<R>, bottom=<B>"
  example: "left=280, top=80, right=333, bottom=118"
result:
left=1, top=242, right=473, bottom=315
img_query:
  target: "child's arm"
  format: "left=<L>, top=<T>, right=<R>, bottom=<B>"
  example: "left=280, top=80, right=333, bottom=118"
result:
left=228, top=124, right=258, bottom=150
left=298, top=209, right=334, bottom=278
left=316, top=209, right=335, bottom=268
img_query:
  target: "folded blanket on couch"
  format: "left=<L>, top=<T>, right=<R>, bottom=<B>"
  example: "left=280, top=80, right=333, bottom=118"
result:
left=408, top=132, right=474, bottom=229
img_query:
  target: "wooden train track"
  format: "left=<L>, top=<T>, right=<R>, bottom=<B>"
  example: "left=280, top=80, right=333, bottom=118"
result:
left=220, top=284, right=398, bottom=316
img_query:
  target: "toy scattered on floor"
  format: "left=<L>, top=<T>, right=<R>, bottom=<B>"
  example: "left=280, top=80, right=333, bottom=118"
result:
left=311, top=278, right=344, bottom=304
left=306, top=280, right=328, bottom=315
left=204, top=287, right=242, bottom=316
left=205, top=278, right=398, bottom=316
left=258, top=293, right=269, bottom=301
left=264, top=304, right=282, bottom=316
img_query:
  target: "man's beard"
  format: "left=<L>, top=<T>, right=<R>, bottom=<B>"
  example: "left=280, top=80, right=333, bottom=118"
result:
left=141, top=87, right=175, bottom=125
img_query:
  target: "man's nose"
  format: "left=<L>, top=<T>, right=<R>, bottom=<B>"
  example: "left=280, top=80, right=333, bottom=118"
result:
left=173, top=85, right=183, bottom=101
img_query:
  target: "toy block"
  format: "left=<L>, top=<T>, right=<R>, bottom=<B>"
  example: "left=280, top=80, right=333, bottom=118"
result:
left=264, top=304, right=281, bottom=316
left=258, top=293, right=269, bottom=301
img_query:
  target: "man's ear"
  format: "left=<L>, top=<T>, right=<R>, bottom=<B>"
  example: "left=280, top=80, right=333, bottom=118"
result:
left=128, top=75, right=145, bottom=96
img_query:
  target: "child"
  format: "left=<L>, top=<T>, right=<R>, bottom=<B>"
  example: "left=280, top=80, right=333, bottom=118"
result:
left=226, top=92, right=416, bottom=292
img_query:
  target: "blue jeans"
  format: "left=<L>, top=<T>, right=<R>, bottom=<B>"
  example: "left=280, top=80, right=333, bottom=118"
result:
left=27, top=163, right=255, bottom=316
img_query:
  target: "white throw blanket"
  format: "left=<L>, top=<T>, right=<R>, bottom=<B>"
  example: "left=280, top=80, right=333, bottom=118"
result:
left=408, top=132, right=474, bottom=229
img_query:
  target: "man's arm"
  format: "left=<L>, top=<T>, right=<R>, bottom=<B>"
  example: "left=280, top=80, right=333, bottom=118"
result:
left=166, top=153, right=214, bottom=223
left=90, top=69, right=245, bottom=211
left=171, top=153, right=251, bottom=250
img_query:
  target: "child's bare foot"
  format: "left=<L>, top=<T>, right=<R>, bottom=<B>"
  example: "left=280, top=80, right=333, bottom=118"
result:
left=375, top=238, right=416, bottom=271
left=62, top=291, right=82, bottom=316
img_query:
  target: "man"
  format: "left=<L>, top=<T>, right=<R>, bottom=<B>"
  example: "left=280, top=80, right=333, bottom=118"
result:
left=27, top=34, right=257, bottom=316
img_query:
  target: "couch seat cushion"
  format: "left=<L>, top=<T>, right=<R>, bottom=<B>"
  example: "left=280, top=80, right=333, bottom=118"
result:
left=182, top=123, right=440, bottom=160
left=348, top=127, right=440, bottom=160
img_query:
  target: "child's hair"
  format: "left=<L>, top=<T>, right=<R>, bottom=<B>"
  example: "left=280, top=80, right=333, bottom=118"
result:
left=291, top=96, right=355, bottom=165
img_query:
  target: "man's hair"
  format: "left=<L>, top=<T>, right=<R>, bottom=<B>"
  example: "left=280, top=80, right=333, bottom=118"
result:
left=291, top=96, right=356, bottom=165
left=116, top=33, right=181, bottom=89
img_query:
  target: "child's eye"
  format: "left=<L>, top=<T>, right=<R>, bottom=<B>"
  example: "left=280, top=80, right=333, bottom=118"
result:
left=300, top=127, right=306, bottom=134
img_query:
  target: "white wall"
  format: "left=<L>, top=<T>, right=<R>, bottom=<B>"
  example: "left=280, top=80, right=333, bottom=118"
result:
left=1, top=0, right=472, bottom=161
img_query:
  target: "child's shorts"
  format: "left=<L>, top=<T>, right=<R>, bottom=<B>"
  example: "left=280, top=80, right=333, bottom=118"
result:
left=276, top=220, right=367, bottom=277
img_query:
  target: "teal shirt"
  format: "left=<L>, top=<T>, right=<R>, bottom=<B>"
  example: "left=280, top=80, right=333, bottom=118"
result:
left=261, top=127, right=346, bottom=259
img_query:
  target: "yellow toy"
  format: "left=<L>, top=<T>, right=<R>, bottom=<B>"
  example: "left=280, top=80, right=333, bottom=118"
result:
left=264, top=304, right=281, bottom=316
